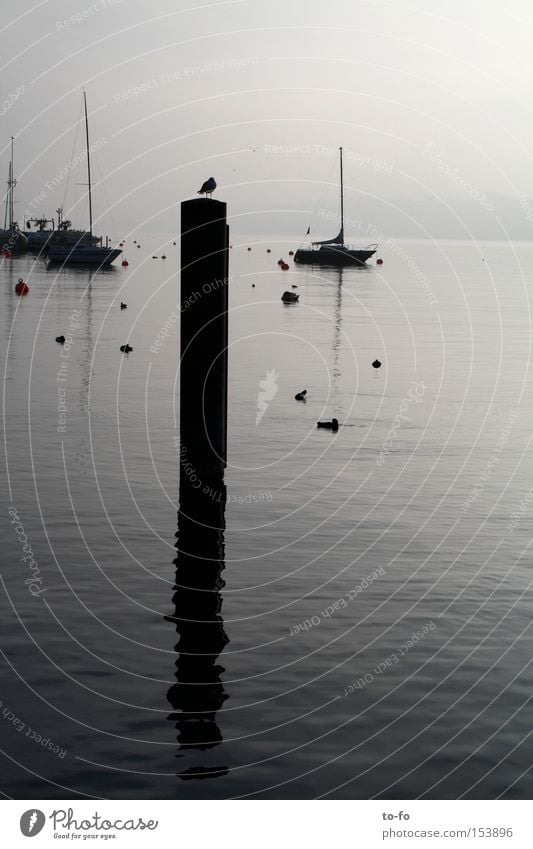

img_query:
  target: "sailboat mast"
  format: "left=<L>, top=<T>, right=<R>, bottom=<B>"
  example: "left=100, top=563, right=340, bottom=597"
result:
left=9, top=137, right=15, bottom=227
left=339, top=146, right=344, bottom=244
left=83, top=91, right=93, bottom=237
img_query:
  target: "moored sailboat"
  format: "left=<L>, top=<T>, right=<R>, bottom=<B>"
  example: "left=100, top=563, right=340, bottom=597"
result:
left=294, top=147, right=377, bottom=267
left=46, top=93, right=121, bottom=267
left=0, top=137, right=28, bottom=254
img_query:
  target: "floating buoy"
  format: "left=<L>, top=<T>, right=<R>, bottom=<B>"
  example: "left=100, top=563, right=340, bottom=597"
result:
left=15, top=278, right=29, bottom=295
left=133, top=240, right=137, bottom=244
left=372, top=359, right=382, bottom=369
left=120, top=344, right=133, bottom=353
left=161, top=255, right=166, bottom=259
left=119, top=242, right=124, bottom=247
left=152, top=256, right=158, bottom=259
left=266, top=248, right=271, bottom=253
left=291, top=284, right=298, bottom=289
left=137, top=245, right=141, bottom=248
left=295, top=390, right=307, bottom=401
left=317, top=418, right=339, bottom=431
left=289, top=250, right=294, bottom=256
left=278, top=259, right=284, bottom=265
left=55, top=335, right=65, bottom=344
left=376, top=258, right=383, bottom=265
left=281, top=262, right=289, bottom=270
left=247, top=247, right=252, bottom=251
left=121, top=260, right=129, bottom=267
left=173, top=241, right=176, bottom=245
left=120, top=302, right=127, bottom=310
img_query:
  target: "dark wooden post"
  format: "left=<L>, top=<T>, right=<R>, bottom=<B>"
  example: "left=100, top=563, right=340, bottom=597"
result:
left=180, top=198, right=229, bottom=474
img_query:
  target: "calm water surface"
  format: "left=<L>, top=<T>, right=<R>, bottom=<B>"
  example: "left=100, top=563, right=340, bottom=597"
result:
left=1, top=236, right=533, bottom=799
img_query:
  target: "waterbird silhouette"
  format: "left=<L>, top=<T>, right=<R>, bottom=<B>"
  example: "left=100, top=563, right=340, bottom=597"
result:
left=295, top=390, right=307, bottom=401
left=198, top=177, right=217, bottom=198
left=55, top=335, right=65, bottom=344
left=317, top=417, right=339, bottom=431
left=120, top=344, right=133, bottom=353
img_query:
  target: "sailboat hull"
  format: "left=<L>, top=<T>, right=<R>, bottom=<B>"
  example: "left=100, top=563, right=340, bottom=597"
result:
left=0, top=229, right=28, bottom=254
left=294, top=245, right=376, bottom=266
left=47, top=246, right=122, bottom=266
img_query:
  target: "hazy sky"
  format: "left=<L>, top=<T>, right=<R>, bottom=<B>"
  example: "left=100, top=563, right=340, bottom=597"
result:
left=3, top=0, right=533, bottom=238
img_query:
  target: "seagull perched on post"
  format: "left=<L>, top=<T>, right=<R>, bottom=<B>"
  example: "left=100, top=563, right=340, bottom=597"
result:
left=197, top=177, right=217, bottom=198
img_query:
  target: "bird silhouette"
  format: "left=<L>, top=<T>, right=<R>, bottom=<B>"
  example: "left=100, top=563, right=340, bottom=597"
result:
left=120, top=302, right=127, bottom=310
left=317, top=418, right=339, bottom=431
left=295, top=390, right=307, bottom=401
left=120, top=344, right=133, bottom=353
left=372, top=359, right=382, bottom=369
left=55, top=335, right=65, bottom=344
left=198, top=177, right=217, bottom=198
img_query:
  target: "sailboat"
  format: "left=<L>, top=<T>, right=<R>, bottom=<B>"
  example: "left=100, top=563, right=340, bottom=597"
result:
left=0, top=137, right=28, bottom=254
left=47, top=93, right=121, bottom=266
left=294, top=147, right=377, bottom=266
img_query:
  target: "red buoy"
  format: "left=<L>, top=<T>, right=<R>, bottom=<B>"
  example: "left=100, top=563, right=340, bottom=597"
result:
left=278, top=259, right=284, bottom=266
left=267, top=248, right=271, bottom=253
left=376, top=258, right=383, bottom=265
left=281, top=263, right=289, bottom=271
left=121, top=260, right=129, bottom=267
left=1, top=248, right=12, bottom=258
left=288, top=250, right=294, bottom=256
left=15, top=278, right=29, bottom=295
left=161, top=255, right=166, bottom=259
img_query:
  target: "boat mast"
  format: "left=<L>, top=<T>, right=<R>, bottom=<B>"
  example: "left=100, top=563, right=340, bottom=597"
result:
left=83, top=91, right=93, bottom=237
left=339, top=146, right=344, bottom=245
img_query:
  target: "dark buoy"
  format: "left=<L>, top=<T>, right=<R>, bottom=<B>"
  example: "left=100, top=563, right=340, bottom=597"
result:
left=317, top=418, right=339, bottom=431
left=281, top=290, right=299, bottom=303
left=15, top=279, right=29, bottom=295
left=133, top=240, right=137, bottom=243
left=120, top=302, right=127, bottom=310
left=120, top=344, right=133, bottom=353
left=266, top=248, right=271, bottom=253
left=252, top=284, right=255, bottom=288
left=161, top=255, right=166, bottom=259
left=55, top=335, right=65, bottom=344
left=376, top=258, right=383, bottom=265
left=121, top=259, right=129, bottom=267
left=281, top=262, right=289, bottom=271
left=289, top=250, right=294, bottom=256
left=152, top=256, right=158, bottom=259
left=173, top=241, right=176, bottom=245
left=295, top=389, right=307, bottom=401
left=278, top=259, right=284, bottom=266
left=291, top=284, right=298, bottom=289
left=372, top=359, right=382, bottom=369
left=137, top=244, right=141, bottom=248
left=247, top=247, right=252, bottom=251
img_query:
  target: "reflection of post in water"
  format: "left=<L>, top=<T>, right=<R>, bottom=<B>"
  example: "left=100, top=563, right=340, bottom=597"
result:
left=165, top=196, right=230, bottom=780
left=166, top=474, right=229, bottom=779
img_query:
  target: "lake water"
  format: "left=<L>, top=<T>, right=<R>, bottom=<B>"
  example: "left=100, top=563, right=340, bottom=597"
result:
left=2, top=235, right=533, bottom=799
